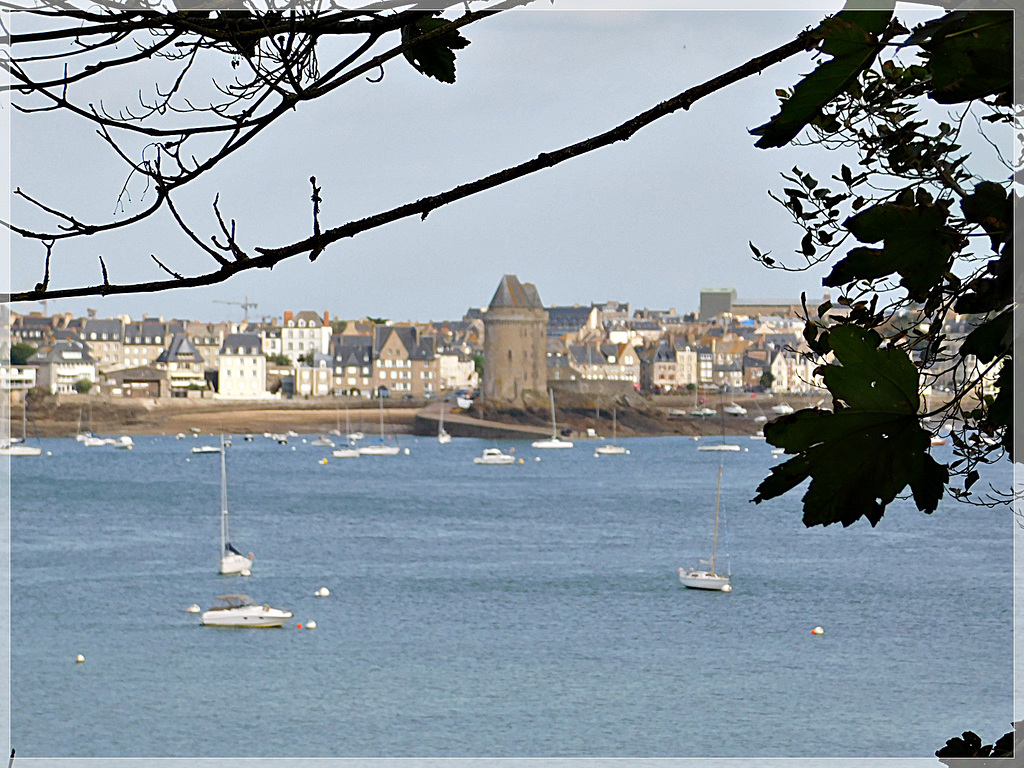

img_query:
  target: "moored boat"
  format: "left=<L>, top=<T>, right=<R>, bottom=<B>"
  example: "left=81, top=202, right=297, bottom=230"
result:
left=200, top=594, right=292, bottom=627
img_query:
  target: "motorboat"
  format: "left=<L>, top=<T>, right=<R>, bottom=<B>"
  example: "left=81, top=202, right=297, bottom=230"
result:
left=771, top=403, right=795, bottom=415
left=532, top=390, right=574, bottom=449
left=200, top=594, right=292, bottom=627
left=192, top=445, right=221, bottom=454
left=111, top=435, right=134, bottom=450
left=723, top=403, right=747, bottom=416
left=697, top=443, right=741, bottom=452
left=473, top=448, right=516, bottom=465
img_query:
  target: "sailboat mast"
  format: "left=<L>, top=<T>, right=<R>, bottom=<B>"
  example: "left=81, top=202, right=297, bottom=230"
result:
left=549, top=389, right=557, bottom=438
left=220, top=436, right=229, bottom=554
left=710, top=463, right=722, bottom=576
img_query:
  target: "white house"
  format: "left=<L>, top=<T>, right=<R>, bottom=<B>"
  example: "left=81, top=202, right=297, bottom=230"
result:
left=217, top=333, right=270, bottom=399
left=28, top=339, right=98, bottom=394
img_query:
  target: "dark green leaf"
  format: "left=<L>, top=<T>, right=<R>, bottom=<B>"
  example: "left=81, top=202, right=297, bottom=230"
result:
left=825, top=200, right=958, bottom=301
left=958, top=310, right=1012, bottom=364
left=960, top=181, right=1012, bottom=249
left=401, top=16, right=470, bottom=84
left=751, top=9, right=893, bottom=148
left=910, top=11, right=1013, bottom=104
left=754, top=325, right=945, bottom=526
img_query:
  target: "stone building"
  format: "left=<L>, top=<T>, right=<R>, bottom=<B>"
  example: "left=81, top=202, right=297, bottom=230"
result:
left=482, top=275, right=548, bottom=403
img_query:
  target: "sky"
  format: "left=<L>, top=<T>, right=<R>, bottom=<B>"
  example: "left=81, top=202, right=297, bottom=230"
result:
left=7, top=1, right=975, bottom=326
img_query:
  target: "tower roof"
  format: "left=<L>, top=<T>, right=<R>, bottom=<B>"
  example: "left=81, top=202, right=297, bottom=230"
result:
left=488, top=275, right=543, bottom=310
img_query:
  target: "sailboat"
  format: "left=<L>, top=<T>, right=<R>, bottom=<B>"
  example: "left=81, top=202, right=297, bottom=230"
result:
left=532, top=390, right=573, bottom=449
left=1, top=399, right=42, bottom=457
left=359, top=397, right=401, bottom=456
left=332, top=408, right=360, bottom=458
left=595, top=408, right=628, bottom=456
left=697, top=404, right=741, bottom=451
left=217, top=435, right=254, bottom=575
left=678, top=464, right=731, bottom=592
left=437, top=400, right=452, bottom=444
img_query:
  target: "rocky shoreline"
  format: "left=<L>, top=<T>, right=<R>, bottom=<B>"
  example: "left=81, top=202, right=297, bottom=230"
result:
left=11, top=391, right=823, bottom=439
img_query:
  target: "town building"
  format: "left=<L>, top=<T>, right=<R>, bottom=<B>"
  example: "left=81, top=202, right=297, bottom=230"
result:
left=216, top=333, right=269, bottom=399
left=482, top=275, right=548, bottom=403
left=372, top=325, right=438, bottom=397
left=28, top=338, right=99, bottom=394
left=282, top=310, right=331, bottom=362
left=155, top=333, right=207, bottom=396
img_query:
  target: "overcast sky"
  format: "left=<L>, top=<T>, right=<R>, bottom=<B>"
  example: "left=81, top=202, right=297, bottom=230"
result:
left=9, top=2, right=974, bottom=326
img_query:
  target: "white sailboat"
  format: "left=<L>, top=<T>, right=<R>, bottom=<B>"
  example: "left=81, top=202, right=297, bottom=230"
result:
left=437, top=401, right=451, bottom=444
left=595, top=408, right=628, bottom=456
left=1, top=400, right=42, bottom=457
left=678, top=464, right=732, bottom=592
left=532, top=390, right=573, bottom=449
left=332, top=408, right=361, bottom=458
left=217, top=436, right=254, bottom=575
left=359, top=397, right=401, bottom=456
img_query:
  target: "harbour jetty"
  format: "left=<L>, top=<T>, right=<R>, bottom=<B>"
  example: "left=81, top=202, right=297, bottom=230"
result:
left=12, top=391, right=832, bottom=438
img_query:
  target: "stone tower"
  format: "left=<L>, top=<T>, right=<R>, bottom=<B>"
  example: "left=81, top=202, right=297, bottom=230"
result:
left=482, top=275, right=548, bottom=403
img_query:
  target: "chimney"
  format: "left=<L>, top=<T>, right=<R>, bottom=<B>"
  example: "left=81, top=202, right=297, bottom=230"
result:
left=284, top=310, right=293, bottom=325
left=323, top=310, right=330, bottom=325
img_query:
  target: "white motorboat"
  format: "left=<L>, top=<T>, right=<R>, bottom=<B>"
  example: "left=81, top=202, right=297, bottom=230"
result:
left=533, top=390, right=574, bottom=449
left=215, top=436, right=254, bottom=575
left=200, top=594, right=292, bottom=627
left=679, top=464, right=732, bottom=592
left=697, top=443, right=741, bottom=452
left=360, top=397, right=401, bottom=456
left=111, top=435, right=134, bottom=450
left=771, top=403, right=795, bottom=415
left=192, top=445, right=221, bottom=454
left=723, top=403, right=748, bottom=416
left=473, top=448, right=516, bottom=465
left=594, top=409, right=628, bottom=455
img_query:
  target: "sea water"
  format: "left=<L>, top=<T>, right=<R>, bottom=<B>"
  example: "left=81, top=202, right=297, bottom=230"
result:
left=6, top=435, right=1014, bottom=758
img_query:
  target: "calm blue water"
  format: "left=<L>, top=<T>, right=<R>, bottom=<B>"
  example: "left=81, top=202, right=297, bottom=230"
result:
left=7, top=434, right=1014, bottom=758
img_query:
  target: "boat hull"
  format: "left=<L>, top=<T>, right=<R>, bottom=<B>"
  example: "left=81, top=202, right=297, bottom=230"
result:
left=595, top=445, right=628, bottom=455
left=359, top=445, right=401, bottom=456
left=0, top=444, right=42, bottom=456
left=220, top=553, right=253, bottom=575
left=678, top=568, right=731, bottom=591
left=200, top=605, right=292, bottom=627
left=332, top=447, right=360, bottom=458
left=697, top=444, right=741, bottom=452
left=531, top=439, right=573, bottom=449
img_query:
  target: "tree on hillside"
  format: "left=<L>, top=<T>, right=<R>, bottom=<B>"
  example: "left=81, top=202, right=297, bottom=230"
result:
left=9, top=342, right=37, bottom=366
left=746, top=8, right=1015, bottom=527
